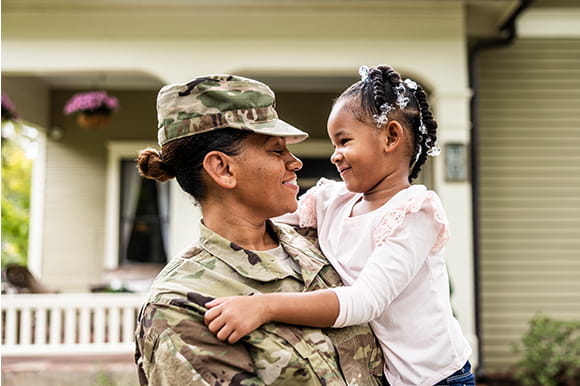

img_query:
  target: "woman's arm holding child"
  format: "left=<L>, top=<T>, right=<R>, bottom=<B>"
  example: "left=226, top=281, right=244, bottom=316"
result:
left=204, top=290, right=339, bottom=344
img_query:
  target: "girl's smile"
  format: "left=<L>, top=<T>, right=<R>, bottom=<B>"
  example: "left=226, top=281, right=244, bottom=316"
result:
left=338, top=166, right=352, bottom=176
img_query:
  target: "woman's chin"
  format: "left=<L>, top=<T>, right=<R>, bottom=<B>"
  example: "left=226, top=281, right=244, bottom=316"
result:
left=272, top=203, right=298, bottom=218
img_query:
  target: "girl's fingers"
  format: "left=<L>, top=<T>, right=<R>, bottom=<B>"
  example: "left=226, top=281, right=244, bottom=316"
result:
left=206, top=314, right=227, bottom=334
left=215, top=324, right=234, bottom=342
left=227, top=331, right=241, bottom=344
left=204, top=306, right=220, bottom=324
left=206, top=297, right=228, bottom=308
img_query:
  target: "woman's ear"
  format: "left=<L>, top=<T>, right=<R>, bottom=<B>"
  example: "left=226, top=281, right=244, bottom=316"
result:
left=203, top=151, right=237, bottom=189
left=383, top=120, right=406, bottom=152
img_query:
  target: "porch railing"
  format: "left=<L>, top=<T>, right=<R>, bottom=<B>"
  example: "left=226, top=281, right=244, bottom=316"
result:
left=1, top=293, right=145, bottom=356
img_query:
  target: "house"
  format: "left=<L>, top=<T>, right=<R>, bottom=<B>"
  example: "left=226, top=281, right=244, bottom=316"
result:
left=2, top=0, right=579, bottom=377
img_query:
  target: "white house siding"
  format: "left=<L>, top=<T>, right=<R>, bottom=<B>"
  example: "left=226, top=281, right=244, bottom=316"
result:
left=478, top=38, right=580, bottom=371
left=38, top=91, right=159, bottom=292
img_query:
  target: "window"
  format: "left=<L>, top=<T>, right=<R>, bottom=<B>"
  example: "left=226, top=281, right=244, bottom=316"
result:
left=106, top=142, right=202, bottom=270
left=105, top=142, right=171, bottom=269
left=119, top=159, right=169, bottom=265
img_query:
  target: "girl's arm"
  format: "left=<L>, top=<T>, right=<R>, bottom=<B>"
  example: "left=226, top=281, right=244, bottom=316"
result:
left=205, top=207, right=444, bottom=343
left=332, top=208, right=441, bottom=326
left=204, top=290, right=339, bottom=344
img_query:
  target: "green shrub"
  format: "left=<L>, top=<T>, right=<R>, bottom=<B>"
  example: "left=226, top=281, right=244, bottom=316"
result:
left=1, top=124, right=34, bottom=267
left=513, top=314, right=580, bottom=386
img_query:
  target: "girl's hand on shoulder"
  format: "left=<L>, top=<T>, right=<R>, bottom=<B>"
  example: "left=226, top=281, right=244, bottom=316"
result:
left=204, top=296, right=269, bottom=344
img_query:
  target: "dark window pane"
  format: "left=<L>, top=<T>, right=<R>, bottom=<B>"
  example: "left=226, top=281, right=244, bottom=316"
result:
left=119, top=160, right=169, bottom=265
left=298, top=157, right=340, bottom=196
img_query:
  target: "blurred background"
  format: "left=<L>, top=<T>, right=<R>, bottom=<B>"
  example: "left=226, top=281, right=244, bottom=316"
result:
left=2, top=0, right=579, bottom=385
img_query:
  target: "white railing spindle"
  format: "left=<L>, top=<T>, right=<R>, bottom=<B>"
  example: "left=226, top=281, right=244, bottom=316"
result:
left=79, top=307, right=91, bottom=345
left=49, top=307, right=62, bottom=346
left=34, top=308, right=47, bottom=345
left=108, top=307, right=121, bottom=344
left=5, top=308, right=17, bottom=346
left=94, top=308, right=105, bottom=344
left=64, top=308, right=76, bottom=345
left=1, top=293, right=145, bottom=356
left=122, top=306, right=135, bottom=344
left=20, top=308, right=32, bottom=345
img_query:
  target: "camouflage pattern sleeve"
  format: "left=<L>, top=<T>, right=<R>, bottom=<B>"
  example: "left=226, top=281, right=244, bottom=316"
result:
left=136, top=223, right=384, bottom=385
left=135, top=303, right=263, bottom=386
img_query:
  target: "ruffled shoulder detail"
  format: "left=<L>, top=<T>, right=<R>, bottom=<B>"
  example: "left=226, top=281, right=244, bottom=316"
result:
left=295, top=178, right=334, bottom=228
left=373, top=187, right=450, bottom=253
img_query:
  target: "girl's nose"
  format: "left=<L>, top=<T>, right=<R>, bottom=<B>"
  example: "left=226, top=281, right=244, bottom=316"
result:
left=287, top=153, right=303, bottom=171
left=330, top=148, right=341, bottom=164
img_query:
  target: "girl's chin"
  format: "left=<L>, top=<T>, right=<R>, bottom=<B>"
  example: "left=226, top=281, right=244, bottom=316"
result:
left=343, top=179, right=357, bottom=190
left=344, top=181, right=366, bottom=194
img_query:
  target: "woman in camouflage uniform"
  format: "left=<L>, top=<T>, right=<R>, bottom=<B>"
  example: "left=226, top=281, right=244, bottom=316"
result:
left=134, top=74, right=384, bottom=386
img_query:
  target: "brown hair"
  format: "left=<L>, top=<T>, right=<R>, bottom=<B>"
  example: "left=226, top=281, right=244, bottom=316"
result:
left=137, top=128, right=251, bottom=202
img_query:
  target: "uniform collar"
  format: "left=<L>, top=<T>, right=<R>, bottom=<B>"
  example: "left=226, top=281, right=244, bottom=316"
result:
left=199, top=220, right=328, bottom=289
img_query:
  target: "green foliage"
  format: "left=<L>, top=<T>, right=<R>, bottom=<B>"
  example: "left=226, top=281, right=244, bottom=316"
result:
left=1, top=122, right=34, bottom=267
left=93, top=369, right=116, bottom=386
left=513, top=314, right=580, bottom=386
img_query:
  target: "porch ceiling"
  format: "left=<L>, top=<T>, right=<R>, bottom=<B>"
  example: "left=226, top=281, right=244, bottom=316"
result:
left=2, top=0, right=523, bottom=90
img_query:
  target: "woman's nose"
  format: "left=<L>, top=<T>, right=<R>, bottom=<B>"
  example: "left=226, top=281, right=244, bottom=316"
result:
left=287, top=153, right=303, bottom=171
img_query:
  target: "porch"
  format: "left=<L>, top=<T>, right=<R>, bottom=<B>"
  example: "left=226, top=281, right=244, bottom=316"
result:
left=1, top=293, right=143, bottom=385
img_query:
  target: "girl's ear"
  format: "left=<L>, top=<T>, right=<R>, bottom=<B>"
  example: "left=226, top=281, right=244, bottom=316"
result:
left=383, top=120, right=406, bottom=152
left=202, top=151, right=238, bottom=189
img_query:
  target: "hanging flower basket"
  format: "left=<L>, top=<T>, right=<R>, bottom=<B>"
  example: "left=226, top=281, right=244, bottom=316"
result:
left=76, top=112, right=112, bottom=130
left=1, top=93, right=19, bottom=122
left=64, top=91, right=119, bottom=130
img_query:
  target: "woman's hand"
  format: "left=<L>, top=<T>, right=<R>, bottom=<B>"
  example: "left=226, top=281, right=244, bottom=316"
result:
left=204, top=296, right=270, bottom=344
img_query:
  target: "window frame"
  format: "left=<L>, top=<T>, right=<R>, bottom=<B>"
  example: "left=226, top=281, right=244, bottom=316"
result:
left=105, top=141, right=201, bottom=269
left=104, top=141, right=154, bottom=269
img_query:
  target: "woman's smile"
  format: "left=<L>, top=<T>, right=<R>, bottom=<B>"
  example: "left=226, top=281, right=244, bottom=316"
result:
left=282, top=177, right=300, bottom=191
left=338, top=166, right=352, bottom=176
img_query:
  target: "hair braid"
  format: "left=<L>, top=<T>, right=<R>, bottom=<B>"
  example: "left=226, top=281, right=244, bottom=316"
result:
left=368, top=67, right=387, bottom=115
left=408, top=84, right=438, bottom=182
left=336, top=64, right=438, bottom=183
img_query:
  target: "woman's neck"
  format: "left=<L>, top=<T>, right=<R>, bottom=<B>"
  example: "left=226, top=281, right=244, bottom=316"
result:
left=201, top=204, right=278, bottom=251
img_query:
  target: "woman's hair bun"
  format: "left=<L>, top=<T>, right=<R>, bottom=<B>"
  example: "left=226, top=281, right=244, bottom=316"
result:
left=136, top=148, right=175, bottom=182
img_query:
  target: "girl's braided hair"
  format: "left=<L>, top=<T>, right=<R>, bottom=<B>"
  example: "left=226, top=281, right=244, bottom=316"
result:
left=338, top=64, right=438, bottom=182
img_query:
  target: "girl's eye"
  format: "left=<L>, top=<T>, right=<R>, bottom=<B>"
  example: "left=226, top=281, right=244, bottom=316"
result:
left=340, top=138, right=351, bottom=145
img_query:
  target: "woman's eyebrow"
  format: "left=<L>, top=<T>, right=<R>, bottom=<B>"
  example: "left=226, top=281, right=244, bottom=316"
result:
left=264, top=136, right=283, bottom=145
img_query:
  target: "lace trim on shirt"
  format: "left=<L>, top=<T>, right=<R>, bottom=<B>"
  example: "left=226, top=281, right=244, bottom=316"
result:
left=373, top=189, right=450, bottom=253
left=296, top=178, right=332, bottom=228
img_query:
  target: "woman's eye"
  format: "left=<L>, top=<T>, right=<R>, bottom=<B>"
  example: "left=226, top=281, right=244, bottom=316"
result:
left=271, top=149, right=284, bottom=154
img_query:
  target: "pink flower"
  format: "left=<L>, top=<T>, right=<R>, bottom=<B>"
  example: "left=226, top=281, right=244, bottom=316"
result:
left=64, top=91, right=120, bottom=115
left=1, top=92, right=19, bottom=121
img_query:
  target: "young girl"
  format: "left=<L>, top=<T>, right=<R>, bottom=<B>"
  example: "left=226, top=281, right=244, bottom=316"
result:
left=204, top=65, right=473, bottom=386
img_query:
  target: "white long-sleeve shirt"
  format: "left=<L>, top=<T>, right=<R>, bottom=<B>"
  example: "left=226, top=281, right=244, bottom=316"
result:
left=275, top=178, right=471, bottom=386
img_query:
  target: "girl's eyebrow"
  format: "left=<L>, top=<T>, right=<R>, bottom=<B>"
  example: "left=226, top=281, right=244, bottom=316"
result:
left=332, top=130, right=349, bottom=138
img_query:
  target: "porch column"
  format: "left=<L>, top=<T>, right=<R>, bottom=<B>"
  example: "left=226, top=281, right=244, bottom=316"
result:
left=431, top=89, right=479, bottom=367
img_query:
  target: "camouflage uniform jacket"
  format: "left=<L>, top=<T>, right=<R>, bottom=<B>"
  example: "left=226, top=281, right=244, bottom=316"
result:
left=135, top=221, right=384, bottom=386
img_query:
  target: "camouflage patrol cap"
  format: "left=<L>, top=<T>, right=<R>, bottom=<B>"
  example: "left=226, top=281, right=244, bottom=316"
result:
left=157, top=74, right=308, bottom=146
